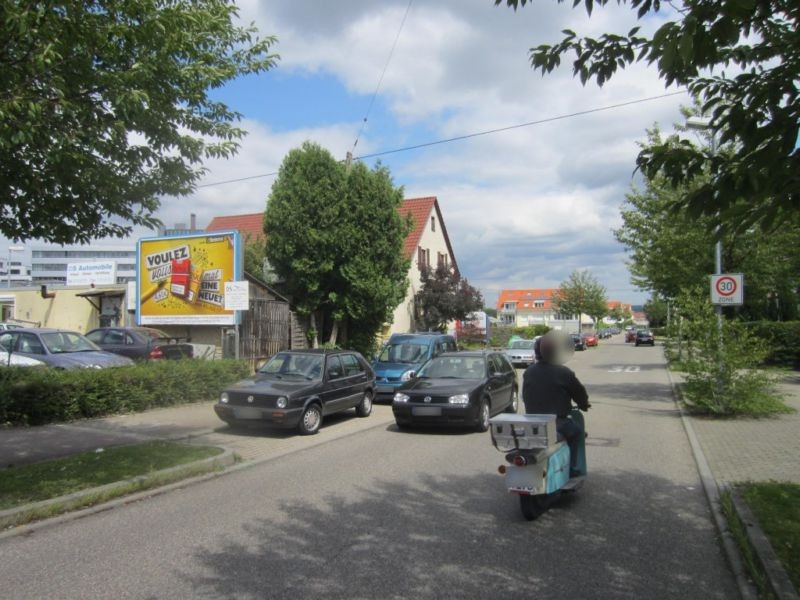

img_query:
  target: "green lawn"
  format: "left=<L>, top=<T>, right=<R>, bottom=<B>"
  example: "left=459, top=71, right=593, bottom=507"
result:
left=0, top=441, right=223, bottom=510
left=742, top=482, right=800, bottom=591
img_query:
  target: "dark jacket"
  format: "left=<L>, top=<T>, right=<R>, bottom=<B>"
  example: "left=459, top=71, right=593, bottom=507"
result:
left=522, top=362, right=589, bottom=418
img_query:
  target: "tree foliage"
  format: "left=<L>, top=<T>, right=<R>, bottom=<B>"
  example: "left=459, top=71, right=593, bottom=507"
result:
left=0, top=1, right=278, bottom=243
left=497, top=0, right=799, bottom=235
left=615, top=127, right=800, bottom=321
left=553, top=269, right=608, bottom=328
left=264, top=142, right=411, bottom=354
left=414, top=263, right=484, bottom=333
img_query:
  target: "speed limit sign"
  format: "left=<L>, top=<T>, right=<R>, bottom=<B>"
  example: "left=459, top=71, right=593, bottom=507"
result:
left=710, top=274, right=744, bottom=305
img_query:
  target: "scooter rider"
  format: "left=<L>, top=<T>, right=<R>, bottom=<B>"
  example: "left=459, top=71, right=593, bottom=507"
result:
left=522, top=335, right=590, bottom=476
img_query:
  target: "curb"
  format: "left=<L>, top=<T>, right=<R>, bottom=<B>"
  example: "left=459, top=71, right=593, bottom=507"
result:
left=730, top=487, right=800, bottom=600
left=0, top=445, right=235, bottom=539
left=666, top=366, right=796, bottom=600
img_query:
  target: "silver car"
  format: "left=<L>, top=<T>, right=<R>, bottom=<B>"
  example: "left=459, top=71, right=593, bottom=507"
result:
left=505, top=339, right=537, bottom=368
left=0, top=328, right=134, bottom=369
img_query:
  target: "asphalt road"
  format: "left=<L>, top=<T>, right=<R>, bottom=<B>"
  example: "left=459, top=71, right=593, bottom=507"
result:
left=0, top=337, right=738, bottom=599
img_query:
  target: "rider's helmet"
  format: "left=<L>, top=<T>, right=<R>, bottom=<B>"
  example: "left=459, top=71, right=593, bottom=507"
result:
left=534, top=336, right=557, bottom=364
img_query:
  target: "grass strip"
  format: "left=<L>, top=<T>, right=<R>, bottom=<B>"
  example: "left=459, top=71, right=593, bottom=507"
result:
left=720, top=489, right=775, bottom=599
left=0, top=441, right=223, bottom=510
left=741, top=482, right=800, bottom=592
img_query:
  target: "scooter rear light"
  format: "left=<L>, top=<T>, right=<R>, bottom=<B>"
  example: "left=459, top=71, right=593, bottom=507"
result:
left=513, top=455, right=528, bottom=467
left=497, top=465, right=507, bottom=474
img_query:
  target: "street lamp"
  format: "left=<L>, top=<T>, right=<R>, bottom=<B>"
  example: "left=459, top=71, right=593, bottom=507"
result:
left=6, top=246, right=24, bottom=288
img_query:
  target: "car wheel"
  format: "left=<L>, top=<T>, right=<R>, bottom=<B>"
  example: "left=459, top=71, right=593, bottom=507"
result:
left=475, top=399, right=490, bottom=432
left=298, top=404, right=322, bottom=435
left=505, top=387, right=519, bottom=413
left=355, top=391, right=373, bottom=417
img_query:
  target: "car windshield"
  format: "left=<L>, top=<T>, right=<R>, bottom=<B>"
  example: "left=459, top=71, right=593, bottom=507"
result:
left=509, top=340, right=535, bottom=350
left=417, top=356, right=485, bottom=379
left=259, top=352, right=323, bottom=380
left=377, top=342, right=429, bottom=364
left=40, top=332, right=101, bottom=353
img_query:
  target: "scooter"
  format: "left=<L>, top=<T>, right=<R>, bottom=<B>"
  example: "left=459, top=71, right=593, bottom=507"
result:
left=489, top=409, right=587, bottom=521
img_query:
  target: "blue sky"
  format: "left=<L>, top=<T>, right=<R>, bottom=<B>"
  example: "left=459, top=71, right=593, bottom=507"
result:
left=5, top=0, right=694, bottom=308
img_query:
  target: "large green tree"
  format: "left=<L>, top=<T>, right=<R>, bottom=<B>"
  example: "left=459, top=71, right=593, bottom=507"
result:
left=497, top=0, right=799, bottom=235
left=414, top=263, right=484, bottom=333
left=553, top=269, right=608, bottom=330
left=1, top=1, right=277, bottom=244
left=615, top=128, right=800, bottom=321
left=264, top=142, right=411, bottom=354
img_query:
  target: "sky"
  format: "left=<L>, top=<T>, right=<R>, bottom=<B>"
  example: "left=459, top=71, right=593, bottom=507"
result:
left=4, top=0, right=694, bottom=308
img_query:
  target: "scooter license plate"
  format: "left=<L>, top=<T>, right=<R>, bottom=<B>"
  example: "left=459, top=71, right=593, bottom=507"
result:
left=412, top=406, right=442, bottom=416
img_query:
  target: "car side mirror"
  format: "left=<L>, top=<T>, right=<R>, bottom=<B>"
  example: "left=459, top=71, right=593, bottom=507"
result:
left=408, top=370, right=416, bottom=379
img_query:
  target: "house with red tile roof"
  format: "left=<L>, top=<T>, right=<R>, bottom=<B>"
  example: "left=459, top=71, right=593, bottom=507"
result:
left=204, top=196, right=459, bottom=335
left=497, top=289, right=634, bottom=331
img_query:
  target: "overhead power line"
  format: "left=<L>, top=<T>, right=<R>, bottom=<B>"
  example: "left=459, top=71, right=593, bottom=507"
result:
left=196, top=90, right=687, bottom=189
left=351, top=0, right=414, bottom=155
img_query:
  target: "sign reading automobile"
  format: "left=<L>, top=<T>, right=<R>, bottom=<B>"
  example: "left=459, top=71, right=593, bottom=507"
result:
left=136, top=231, right=242, bottom=325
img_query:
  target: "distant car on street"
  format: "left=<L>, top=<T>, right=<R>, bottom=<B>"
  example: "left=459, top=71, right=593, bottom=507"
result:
left=392, top=351, right=518, bottom=431
left=582, top=332, right=598, bottom=347
left=635, top=330, right=655, bottom=346
left=572, top=333, right=587, bottom=351
left=0, top=328, right=134, bottom=369
left=86, top=327, right=194, bottom=360
left=504, top=338, right=537, bottom=368
left=625, top=329, right=638, bottom=343
left=215, top=349, right=375, bottom=435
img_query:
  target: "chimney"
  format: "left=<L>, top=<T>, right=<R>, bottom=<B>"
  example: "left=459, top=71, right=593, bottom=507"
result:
left=190, top=213, right=196, bottom=230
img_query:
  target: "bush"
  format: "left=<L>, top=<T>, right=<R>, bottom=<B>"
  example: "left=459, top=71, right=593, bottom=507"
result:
left=676, top=295, right=792, bottom=416
left=745, top=321, right=800, bottom=369
left=0, top=359, right=250, bottom=427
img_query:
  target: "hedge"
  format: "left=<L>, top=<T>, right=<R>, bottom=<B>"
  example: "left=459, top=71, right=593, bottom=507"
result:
left=0, top=359, right=251, bottom=427
left=745, top=321, right=800, bottom=369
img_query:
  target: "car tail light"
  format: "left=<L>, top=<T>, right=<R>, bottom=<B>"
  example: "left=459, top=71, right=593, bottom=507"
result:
left=513, top=455, right=528, bottom=467
left=148, top=347, right=164, bottom=359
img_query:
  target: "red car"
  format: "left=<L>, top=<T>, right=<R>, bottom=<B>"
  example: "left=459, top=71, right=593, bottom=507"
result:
left=625, top=329, right=637, bottom=343
left=582, top=333, right=598, bottom=347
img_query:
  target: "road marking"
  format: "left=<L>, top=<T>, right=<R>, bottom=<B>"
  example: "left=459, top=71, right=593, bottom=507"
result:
left=608, top=366, right=640, bottom=373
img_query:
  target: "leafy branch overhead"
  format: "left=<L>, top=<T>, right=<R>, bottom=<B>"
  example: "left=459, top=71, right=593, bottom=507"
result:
left=0, top=1, right=278, bottom=243
left=497, top=0, right=799, bottom=234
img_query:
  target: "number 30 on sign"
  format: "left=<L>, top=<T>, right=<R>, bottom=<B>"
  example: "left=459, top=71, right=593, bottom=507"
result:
left=710, top=273, right=744, bottom=306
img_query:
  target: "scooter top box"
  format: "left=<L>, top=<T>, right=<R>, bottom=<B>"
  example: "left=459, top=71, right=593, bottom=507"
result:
left=489, top=414, right=557, bottom=450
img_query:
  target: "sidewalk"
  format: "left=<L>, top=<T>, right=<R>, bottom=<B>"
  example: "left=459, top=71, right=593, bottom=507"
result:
left=685, top=374, right=800, bottom=485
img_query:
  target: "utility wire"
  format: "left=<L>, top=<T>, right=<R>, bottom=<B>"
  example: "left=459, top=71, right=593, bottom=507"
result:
left=351, top=0, right=414, bottom=155
left=353, top=90, right=687, bottom=161
left=196, top=89, right=687, bottom=189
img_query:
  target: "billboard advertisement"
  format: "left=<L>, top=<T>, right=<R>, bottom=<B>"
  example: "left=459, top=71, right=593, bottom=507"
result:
left=136, top=231, right=242, bottom=325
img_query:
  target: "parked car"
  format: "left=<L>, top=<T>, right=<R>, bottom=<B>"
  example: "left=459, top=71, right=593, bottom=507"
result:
left=392, top=351, right=518, bottom=431
left=572, top=333, right=587, bottom=351
left=504, top=338, right=537, bottom=368
left=372, top=332, right=458, bottom=402
left=625, top=329, right=638, bottom=343
left=635, top=330, right=655, bottom=346
left=215, top=349, right=375, bottom=435
left=0, top=328, right=134, bottom=369
left=582, top=332, right=599, bottom=347
left=86, top=327, right=194, bottom=360
left=0, top=322, right=23, bottom=331
left=0, top=351, right=46, bottom=367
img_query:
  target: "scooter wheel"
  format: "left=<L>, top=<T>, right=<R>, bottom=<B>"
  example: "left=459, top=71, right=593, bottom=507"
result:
left=519, top=494, right=545, bottom=521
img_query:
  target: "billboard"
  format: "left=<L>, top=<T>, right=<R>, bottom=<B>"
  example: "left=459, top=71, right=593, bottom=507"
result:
left=136, top=231, right=242, bottom=325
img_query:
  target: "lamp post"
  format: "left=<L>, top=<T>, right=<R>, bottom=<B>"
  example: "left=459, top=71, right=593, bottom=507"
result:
left=6, top=246, right=24, bottom=288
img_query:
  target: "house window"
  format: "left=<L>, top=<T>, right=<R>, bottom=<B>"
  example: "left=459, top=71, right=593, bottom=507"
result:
left=417, top=247, right=430, bottom=269
left=437, top=252, right=448, bottom=268
left=534, top=301, right=545, bottom=308
left=431, top=216, right=435, bottom=232
left=504, top=302, right=515, bottom=310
